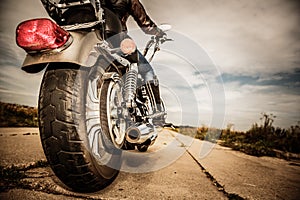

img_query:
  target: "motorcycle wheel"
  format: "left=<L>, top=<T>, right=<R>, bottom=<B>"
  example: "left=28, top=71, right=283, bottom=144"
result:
left=99, top=77, right=127, bottom=149
left=38, top=63, right=120, bottom=192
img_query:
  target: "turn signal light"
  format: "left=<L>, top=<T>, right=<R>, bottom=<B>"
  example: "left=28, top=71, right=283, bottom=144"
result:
left=16, top=18, right=71, bottom=52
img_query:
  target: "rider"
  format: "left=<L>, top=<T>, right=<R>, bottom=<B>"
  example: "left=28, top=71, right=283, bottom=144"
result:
left=104, top=0, right=166, bottom=118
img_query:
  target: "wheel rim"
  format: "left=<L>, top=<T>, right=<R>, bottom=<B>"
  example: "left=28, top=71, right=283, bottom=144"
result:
left=86, top=75, right=113, bottom=165
left=107, top=80, right=127, bottom=148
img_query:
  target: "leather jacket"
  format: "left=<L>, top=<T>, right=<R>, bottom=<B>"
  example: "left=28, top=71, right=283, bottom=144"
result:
left=105, top=0, right=160, bottom=35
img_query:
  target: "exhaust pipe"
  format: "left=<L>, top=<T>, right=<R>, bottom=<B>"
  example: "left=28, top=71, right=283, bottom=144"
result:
left=126, top=123, right=157, bottom=144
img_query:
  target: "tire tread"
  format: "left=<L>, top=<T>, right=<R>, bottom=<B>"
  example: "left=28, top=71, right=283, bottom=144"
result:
left=39, top=65, right=116, bottom=192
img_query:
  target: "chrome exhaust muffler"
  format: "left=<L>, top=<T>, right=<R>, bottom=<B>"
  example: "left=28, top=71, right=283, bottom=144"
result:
left=126, top=123, right=157, bottom=145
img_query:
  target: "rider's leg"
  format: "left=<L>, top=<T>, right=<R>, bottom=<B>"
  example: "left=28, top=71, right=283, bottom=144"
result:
left=137, top=51, right=162, bottom=111
left=146, top=77, right=162, bottom=111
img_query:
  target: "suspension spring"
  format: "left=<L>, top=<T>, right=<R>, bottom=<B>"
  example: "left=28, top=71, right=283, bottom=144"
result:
left=124, top=64, right=138, bottom=108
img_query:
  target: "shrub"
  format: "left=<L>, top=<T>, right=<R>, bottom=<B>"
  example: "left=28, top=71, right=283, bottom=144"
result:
left=0, top=102, right=38, bottom=127
left=219, top=113, right=300, bottom=156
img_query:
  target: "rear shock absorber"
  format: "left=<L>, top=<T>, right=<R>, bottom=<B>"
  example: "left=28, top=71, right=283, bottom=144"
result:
left=124, top=63, right=138, bottom=108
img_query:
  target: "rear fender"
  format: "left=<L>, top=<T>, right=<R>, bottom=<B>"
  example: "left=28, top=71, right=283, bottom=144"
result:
left=22, top=31, right=101, bottom=73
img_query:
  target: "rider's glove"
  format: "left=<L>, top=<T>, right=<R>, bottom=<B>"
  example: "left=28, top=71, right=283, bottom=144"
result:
left=155, top=28, right=167, bottom=38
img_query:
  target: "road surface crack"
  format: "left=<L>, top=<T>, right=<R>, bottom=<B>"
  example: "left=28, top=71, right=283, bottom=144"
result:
left=170, top=131, right=246, bottom=200
left=0, top=160, right=106, bottom=199
left=0, top=160, right=49, bottom=192
left=186, top=150, right=245, bottom=200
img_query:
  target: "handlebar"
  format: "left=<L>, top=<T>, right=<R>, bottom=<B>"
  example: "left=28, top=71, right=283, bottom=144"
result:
left=143, top=35, right=173, bottom=62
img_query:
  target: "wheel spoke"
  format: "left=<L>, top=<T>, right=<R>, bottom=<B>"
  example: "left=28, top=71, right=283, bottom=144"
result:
left=110, top=107, right=118, bottom=119
left=101, top=80, right=127, bottom=148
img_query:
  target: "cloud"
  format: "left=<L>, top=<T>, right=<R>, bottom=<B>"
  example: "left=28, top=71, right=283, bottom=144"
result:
left=0, top=33, right=24, bottom=67
left=0, top=64, right=43, bottom=106
left=223, top=81, right=300, bottom=130
left=141, top=0, right=300, bottom=77
left=0, top=0, right=299, bottom=131
left=221, top=69, right=300, bottom=95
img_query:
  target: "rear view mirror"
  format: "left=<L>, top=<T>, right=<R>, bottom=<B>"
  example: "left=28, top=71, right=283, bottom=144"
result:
left=158, top=24, right=172, bottom=32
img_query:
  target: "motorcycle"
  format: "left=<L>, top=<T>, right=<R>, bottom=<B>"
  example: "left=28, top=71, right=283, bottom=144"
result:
left=15, top=0, right=171, bottom=192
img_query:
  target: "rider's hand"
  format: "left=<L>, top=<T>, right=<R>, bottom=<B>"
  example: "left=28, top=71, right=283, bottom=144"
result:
left=155, top=28, right=167, bottom=38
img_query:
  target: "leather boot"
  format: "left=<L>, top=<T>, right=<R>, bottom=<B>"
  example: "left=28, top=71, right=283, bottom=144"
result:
left=146, top=79, right=165, bottom=126
left=146, top=80, right=161, bottom=112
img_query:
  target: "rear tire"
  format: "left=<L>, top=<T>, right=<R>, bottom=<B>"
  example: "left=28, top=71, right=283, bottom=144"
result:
left=39, top=63, right=120, bottom=192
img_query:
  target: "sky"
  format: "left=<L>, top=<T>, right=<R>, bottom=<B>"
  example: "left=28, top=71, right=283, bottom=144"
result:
left=0, top=0, right=299, bottom=131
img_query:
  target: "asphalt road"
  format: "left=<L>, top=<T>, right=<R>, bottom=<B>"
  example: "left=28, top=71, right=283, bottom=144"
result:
left=0, top=127, right=299, bottom=200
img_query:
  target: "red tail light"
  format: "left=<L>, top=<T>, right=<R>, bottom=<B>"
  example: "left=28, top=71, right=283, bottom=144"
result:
left=16, top=18, right=71, bottom=52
